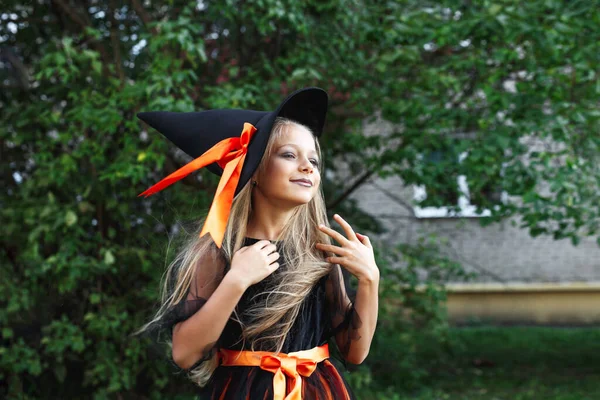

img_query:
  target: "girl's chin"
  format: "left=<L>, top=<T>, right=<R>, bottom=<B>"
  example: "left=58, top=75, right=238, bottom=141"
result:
left=281, top=194, right=313, bottom=206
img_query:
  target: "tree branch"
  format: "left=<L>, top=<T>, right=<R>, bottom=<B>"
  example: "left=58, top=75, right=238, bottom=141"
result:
left=327, top=169, right=377, bottom=210
left=51, top=0, right=112, bottom=71
left=370, top=181, right=417, bottom=218
left=446, top=65, right=479, bottom=110
left=52, top=0, right=88, bottom=28
left=130, top=0, right=159, bottom=34
left=108, top=0, right=125, bottom=84
left=0, top=47, right=30, bottom=90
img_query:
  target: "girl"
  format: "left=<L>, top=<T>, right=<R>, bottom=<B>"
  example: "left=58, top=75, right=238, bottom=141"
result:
left=136, top=87, right=379, bottom=399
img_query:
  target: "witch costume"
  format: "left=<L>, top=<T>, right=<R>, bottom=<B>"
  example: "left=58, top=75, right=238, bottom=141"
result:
left=138, top=87, right=360, bottom=399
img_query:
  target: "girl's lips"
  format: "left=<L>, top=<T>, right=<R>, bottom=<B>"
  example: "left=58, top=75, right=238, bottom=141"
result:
left=291, top=180, right=312, bottom=187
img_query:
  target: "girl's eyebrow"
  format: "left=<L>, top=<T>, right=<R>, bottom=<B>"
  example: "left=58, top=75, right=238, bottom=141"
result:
left=277, top=143, right=318, bottom=156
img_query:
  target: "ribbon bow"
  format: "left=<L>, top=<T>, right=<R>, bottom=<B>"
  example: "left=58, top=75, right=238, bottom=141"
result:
left=138, top=122, right=257, bottom=248
left=219, top=344, right=330, bottom=400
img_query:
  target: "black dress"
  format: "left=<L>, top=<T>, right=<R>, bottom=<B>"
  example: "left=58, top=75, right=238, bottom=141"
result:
left=159, top=237, right=360, bottom=399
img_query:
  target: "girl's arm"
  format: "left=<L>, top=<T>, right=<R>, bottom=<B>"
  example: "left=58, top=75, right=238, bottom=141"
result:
left=172, top=271, right=247, bottom=370
left=327, top=264, right=379, bottom=365
left=318, top=215, right=380, bottom=365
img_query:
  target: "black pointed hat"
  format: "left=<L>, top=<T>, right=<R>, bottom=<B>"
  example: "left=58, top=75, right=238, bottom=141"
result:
left=137, top=87, right=328, bottom=247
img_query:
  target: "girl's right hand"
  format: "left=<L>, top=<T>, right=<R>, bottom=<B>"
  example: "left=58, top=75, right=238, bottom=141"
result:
left=228, top=240, right=280, bottom=290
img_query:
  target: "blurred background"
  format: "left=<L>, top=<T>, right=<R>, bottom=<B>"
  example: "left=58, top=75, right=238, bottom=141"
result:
left=2, top=0, right=599, bottom=399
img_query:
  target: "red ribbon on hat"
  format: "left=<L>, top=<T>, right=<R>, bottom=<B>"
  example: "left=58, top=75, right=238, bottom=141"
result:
left=138, top=122, right=257, bottom=248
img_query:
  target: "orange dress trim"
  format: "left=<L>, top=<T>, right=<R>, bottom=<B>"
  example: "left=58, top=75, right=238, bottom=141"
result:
left=218, top=343, right=339, bottom=400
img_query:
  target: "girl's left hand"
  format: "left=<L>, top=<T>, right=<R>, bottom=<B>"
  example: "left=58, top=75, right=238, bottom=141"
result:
left=316, top=214, right=380, bottom=282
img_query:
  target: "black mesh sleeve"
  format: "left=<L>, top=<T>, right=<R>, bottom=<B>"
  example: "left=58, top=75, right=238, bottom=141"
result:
left=325, top=263, right=362, bottom=366
left=149, top=241, right=227, bottom=371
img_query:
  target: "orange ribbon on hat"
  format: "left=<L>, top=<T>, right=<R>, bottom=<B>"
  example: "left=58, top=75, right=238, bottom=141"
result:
left=219, top=343, right=330, bottom=400
left=138, top=122, right=257, bottom=248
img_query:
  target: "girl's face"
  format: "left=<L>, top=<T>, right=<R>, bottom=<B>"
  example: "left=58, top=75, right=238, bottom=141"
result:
left=255, top=123, right=321, bottom=207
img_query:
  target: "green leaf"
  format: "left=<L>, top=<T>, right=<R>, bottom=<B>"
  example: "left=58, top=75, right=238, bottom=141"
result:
left=90, top=293, right=101, bottom=304
left=65, top=211, right=77, bottom=226
left=104, top=250, right=115, bottom=265
left=2, top=328, right=13, bottom=339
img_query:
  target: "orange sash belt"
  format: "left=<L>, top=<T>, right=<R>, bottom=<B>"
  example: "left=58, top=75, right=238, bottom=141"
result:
left=219, top=343, right=330, bottom=400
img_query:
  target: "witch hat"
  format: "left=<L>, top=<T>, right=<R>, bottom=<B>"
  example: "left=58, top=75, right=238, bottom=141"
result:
left=137, top=87, right=328, bottom=248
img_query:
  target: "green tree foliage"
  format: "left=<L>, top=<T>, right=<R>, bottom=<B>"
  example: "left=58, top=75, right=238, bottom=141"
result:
left=1, top=0, right=598, bottom=397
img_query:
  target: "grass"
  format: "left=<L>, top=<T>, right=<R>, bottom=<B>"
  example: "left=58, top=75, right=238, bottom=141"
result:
left=361, top=326, right=600, bottom=400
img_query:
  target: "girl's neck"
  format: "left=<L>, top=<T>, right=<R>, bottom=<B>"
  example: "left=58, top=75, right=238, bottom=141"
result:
left=244, top=231, right=281, bottom=241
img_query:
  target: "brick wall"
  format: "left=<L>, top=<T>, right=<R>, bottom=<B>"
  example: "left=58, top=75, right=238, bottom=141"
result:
left=341, top=115, right=600, bottom=284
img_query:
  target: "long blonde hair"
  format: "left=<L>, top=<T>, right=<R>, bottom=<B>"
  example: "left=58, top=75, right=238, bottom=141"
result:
left=134, top=117, right=335, bottom=387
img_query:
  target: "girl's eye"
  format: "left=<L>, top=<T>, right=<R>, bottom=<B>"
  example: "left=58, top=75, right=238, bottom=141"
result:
left=283, top=153, right=319, bottom=167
